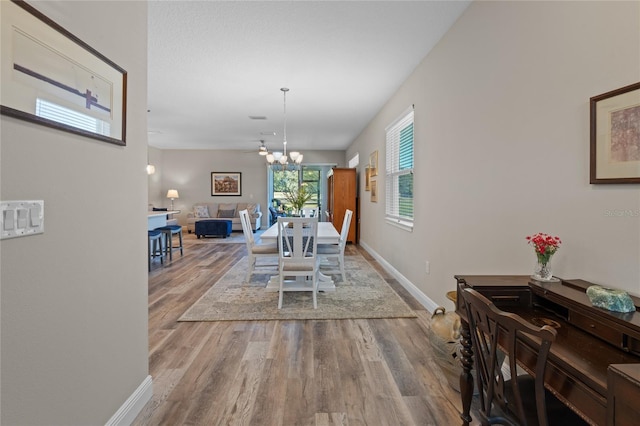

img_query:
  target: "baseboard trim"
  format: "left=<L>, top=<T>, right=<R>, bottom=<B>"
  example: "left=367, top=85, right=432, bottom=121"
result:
left=359, top=240, right=438, bottom=313
left=105, top=375, right=153, bottom=426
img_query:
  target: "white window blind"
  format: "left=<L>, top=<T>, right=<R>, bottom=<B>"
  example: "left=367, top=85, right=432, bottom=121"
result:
left=385, top=106, right=414, bottom=230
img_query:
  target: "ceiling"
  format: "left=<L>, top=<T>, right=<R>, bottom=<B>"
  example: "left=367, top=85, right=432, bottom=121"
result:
left=147, top=1, right=470, bottom=152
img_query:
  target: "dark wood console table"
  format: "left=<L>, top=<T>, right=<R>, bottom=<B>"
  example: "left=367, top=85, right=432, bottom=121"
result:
left=454, top=275, right=640, bottom=426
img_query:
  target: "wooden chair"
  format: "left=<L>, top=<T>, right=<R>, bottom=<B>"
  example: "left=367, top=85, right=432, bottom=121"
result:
left=239, top=209, right=278, bottom=282
left=276, top=216, right=319, bottom=309
left=317, top=209, right=352, bottom=282
left=459, top=286, right=586, bottom=426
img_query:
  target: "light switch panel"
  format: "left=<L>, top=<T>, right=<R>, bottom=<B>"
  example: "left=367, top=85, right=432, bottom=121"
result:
left=1, top=200, right=44, bottom=239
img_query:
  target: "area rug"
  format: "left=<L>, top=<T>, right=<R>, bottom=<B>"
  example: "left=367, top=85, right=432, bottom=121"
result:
left=178, top=254, right=417, bottom=321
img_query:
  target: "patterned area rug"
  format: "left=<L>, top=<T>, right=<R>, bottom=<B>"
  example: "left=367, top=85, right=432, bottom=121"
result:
left=178, top=254, right=417, bottom=321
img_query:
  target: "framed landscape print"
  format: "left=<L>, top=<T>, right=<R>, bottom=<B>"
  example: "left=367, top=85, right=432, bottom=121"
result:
left=211, top=172, right=242, bottom=196
left=370, top=179, right=378, bottom=202
left=365, top=166, right=371, bottom=191
left=0, top=0, right=127, bottom=146
left=590, top=82, right=640, bottom=184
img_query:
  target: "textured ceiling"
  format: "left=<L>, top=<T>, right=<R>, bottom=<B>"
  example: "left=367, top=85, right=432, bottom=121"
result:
left=147, top=1, right=470, bottom=152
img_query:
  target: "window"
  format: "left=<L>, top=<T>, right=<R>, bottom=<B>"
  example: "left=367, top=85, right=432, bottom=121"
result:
left=385, top=106, right=414, bottom=230
left=268, top=165, right=336, bottom=222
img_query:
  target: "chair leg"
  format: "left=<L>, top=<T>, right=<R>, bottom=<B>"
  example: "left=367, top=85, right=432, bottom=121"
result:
left=149, top=236, right=164, bottom=271
left=312, top=272, right=318, bottom=309
left=246, top=254, right=254, bottom=282
left=157, top=239, right=164, bottom=265
left=278, top=270, right=284, bottom=309
left=339, top=256, right=346, bottom=282
left=165, top=231, right=173, bottom=261
left=177, top=229, right=183, bottom=256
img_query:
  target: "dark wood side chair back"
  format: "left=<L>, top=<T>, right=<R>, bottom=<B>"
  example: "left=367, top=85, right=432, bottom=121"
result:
left=460, top=286, right=575, bottom=426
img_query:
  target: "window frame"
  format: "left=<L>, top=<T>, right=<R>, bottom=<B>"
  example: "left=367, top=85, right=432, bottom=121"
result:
left=385, top=106, right=414, bottom=231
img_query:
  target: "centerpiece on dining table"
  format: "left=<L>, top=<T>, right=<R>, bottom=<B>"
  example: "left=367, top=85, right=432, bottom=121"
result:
left=526, top=232, right=561, bottom=282
left=283, top=182, right=313, bottom=217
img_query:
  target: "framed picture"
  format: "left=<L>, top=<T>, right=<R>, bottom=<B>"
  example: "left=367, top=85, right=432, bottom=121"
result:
left=590, top=82, right=640, bottom=184
left=365, top=166, right=371, bottom=191
left=0, top=0, right=127, bottom=146
left=370, top=179, right=378, bottom=202
left=211, top=172, right=242, bottom=196
left=369, top=150, right=378, bottom=177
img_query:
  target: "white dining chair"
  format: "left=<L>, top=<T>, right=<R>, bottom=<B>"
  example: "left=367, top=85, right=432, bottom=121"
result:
left=277, top=216, right=319, bottom=309
left=317, top=209, right=352, bottom=282
left=301, top=208, right=318, bottom=218
left=239, top=209, right=278, bottom=282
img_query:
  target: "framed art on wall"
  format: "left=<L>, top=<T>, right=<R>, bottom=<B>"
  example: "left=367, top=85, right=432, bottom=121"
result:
left=0, top=0, right=127, bottom=146
left=370, top=179, right=378, bottom=202
left=365, top=166, right=371, bottom=191
left=211, top=172, right=242, bottom=196
left=369, top=150, right=378, bottom=177
left=590, top=82, right=640, bottom=184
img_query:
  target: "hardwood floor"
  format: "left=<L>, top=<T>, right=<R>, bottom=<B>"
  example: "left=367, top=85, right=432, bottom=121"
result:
left=133, top=233, right=469, bottom=425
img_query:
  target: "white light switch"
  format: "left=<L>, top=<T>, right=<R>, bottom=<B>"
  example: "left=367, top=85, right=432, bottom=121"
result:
left=17, top=209, right=28, bottom=229
left=1, top=200, right=44, bottom=239
left=30, top=205, right=41, bottom=226
left=3, top=210, right=14, bottom=230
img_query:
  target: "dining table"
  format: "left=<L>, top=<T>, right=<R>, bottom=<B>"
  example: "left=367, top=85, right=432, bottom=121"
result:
left=259, top=221, right=340, bottom=292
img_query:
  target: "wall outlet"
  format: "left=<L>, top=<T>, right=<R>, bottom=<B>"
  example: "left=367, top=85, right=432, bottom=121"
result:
left=425, top=260, right=430, bottom=274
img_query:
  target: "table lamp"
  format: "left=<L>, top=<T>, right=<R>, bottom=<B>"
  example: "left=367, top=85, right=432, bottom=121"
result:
left=167, top=189, right=179, bottom=211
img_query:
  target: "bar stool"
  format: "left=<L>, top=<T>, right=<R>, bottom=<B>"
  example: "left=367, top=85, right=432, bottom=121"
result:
left=156, top=225, right=184, bottom=261
left=148, top=229, right=164, bottom=271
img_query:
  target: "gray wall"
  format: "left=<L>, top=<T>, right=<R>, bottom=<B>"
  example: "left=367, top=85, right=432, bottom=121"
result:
left=148, top=149, right=345, bottom=228
left=1, top=1, right=149, bottom=424
left=349, top=0, right=640, bottom=310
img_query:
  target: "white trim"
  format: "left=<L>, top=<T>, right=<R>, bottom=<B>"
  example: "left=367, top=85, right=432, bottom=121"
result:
left=384, top=104, right=415, bottom=132
left=105, top=375, right=153, bottom=426
left=359, top=240, right=438, bottom=313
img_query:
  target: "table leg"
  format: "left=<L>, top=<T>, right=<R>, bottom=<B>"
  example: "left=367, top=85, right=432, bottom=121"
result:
left=459, top=319, right=474, bottom=426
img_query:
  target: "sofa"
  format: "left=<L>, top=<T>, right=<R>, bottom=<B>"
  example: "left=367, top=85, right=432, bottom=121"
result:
left=186, top=202, right=262, bottom=233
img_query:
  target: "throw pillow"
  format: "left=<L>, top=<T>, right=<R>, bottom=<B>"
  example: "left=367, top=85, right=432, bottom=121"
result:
left=194, top=205, right=210, bottom=218
left=217, top=209, right=235, bottom=218
left=245, top=203, right=257, bottom=215
left=219, top=203, right=236, bottom=212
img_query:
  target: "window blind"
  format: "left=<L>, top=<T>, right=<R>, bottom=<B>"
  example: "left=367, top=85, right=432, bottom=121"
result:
left=385, top=107, right=414, bottom=230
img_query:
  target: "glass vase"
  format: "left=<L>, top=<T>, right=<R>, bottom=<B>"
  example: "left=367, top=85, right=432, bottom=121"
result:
left=533, top=257, right=553, bottom=281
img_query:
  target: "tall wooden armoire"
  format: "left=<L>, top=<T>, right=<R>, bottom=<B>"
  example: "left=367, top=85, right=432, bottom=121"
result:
left=327, top=168, right=357, bottom=243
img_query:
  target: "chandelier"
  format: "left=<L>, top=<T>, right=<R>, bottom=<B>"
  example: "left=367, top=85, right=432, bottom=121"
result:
left=266, top=88, right=303, bottom=169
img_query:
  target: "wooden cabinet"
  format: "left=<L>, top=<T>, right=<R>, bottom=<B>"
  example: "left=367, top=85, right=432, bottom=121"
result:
left=327, top=168, right=356, bottom=243
left=608, top=364, right=640, bottom=426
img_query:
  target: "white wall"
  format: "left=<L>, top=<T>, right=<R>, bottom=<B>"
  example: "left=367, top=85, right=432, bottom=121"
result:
left=1, top=1, right=150, bottom=424
left=149, top=149, right=345, bottom=227
left=350, top=0, right=640, bottom=310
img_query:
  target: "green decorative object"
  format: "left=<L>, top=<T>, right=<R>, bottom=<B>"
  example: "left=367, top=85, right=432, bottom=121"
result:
left=586, top=285, right=636, bottom=313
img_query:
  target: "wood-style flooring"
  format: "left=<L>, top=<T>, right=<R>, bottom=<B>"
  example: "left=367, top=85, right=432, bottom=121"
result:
left=133, top=233, right=471, bottom=425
